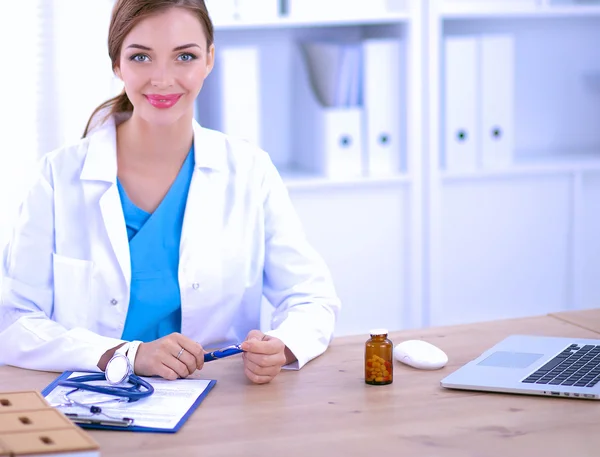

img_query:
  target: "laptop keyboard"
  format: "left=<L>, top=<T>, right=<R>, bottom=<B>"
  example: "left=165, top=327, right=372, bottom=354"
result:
left=522, top=344, right=600, bottom=388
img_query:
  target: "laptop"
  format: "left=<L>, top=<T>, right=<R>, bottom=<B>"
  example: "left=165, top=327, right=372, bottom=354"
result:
left=440, top=335, right=600, bottom=400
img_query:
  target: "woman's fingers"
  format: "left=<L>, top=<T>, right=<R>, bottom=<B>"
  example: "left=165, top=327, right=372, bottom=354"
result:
left=134, top=333, right=205, bottom=379
left=169, top=343, right=199, bottom=376
left=174, top=334, right=205, bottom=370
left=177, top=349, right=198, bottom=376
left=241, top=333, right=288, bottom=384
left=244, top=365, right=275, bottom=384
left=157, top=364, right=179, bottom=381
left=242, top=336, right=287, bottom=369
left=243, top=353, right=281, bottom=378
left=243, top=350, right=285, bottom=369
left=161, top=356, right=192, bottom=379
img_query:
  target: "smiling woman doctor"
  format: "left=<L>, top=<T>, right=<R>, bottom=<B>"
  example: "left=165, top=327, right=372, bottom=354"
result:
left=0, top=0, right=341, bottom=384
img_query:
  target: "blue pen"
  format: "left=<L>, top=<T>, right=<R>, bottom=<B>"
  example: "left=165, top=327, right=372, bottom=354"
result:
left=204, top=344, right=244, bottom=362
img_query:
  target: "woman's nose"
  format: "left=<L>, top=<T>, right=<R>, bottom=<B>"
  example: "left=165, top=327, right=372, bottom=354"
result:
left=150, top=65, right=174, bottom=88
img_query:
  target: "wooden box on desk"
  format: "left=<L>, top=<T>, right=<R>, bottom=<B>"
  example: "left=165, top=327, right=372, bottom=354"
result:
left=0, top=391, right=49, bottom=412
left=0, top=428, right=99, bottom=457
left=0, top=391, right=100, bottom=457
left=0, top=409, right=73, bottom=433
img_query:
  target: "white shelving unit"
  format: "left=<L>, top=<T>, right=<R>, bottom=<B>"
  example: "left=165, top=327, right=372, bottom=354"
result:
left=197, top=0, right=600, bottom=336
left=440, top=0, right=600, bottom=17
left=213, top=13, right=411, bottom=30
left=427, top=0, right=600, bottom=328
left=199, top=0, right=424, bottom=336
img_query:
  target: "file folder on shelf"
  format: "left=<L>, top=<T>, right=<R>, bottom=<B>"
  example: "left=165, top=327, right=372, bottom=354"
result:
left=287, top=0, right=408, bottom=20
left=362, top=39, right=403, bottom=176
left=443, top=33, right=515, bottom=172
left=480, top=34, right=515, bottom=169
left=206, top=0, right=279, bottom=23
left=219, top=46, right=262, bottom=147
left=444, top=35, right=479, bottom=172
left=204, top=0, right=236, bottom=23
left=441, top=0, right=537, bottom=14
left=293, top=42, right=363, bottom=179
left=236, top=0, right=280, bottom=21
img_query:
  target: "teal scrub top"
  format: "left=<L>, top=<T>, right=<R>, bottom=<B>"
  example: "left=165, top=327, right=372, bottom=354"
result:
left=118, top=146, right=195, bottom=342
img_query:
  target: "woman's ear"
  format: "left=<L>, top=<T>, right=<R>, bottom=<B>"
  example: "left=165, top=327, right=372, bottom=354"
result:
left=205, top=44, right=215, bottom=77
left=114, top=66, right=123, bottom=80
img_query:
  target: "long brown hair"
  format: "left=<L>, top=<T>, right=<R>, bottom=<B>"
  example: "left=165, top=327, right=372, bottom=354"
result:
left=82, top=0, right=214, bottom=137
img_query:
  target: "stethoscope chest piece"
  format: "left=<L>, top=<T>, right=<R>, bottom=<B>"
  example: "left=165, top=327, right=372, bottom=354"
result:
left=105, top=352, right=131, bottom=385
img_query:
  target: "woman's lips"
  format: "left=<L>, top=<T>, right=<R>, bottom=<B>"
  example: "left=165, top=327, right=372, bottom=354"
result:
left=144, top=94, right=183, bottom=109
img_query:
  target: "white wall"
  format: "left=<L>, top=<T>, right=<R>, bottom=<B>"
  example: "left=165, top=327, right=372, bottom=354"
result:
left=0, top=0, right=118, bottom=247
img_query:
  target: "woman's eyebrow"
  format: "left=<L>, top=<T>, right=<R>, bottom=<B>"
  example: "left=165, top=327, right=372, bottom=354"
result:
left=125, top=43, right=201, bottom=51
left=126, top=44, right=152, bottom=51
left=173, top=43, right=201, bottom=51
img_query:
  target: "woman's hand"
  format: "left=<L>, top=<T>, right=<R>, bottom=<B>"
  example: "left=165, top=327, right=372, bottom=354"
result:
left=240, top=330, right=295, bottom=384
left=134, top=333, right=205, bottom=380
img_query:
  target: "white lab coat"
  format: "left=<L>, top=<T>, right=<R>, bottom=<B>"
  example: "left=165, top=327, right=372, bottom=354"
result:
left=0, top=116, right=341, bottom=373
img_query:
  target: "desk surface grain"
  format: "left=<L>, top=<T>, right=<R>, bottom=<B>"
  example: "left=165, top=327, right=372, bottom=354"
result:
left=550, top=308, right=600, bottom=335
left=1, top=314, right=600, bottom=457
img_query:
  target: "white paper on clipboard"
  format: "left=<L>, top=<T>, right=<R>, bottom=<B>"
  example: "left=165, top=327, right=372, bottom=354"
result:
left=42, top=371, right=215, bottom=432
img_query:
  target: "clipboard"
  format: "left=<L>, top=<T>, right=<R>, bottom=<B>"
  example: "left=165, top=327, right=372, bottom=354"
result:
left=42, top=371, right=216, bottom=433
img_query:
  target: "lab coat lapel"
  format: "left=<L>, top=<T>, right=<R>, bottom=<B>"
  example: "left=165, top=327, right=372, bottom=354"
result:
left=180, top=122, right=228, bottom=328
left=80, top=120, right=131, bottom=290
left=99, top=184, right=131, bottom=288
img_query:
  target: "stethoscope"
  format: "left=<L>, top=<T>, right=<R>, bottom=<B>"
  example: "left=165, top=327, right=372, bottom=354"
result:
left=56, top=372, right=154, bottom=401
left=51, top=343, right=243, bottom=424
left=50, top=347, right=154, bottom=426
left=57, top=348, right=154, bottom=402
left=54, top=343, right=243, bottom=401
left=50, top=376, right=151, bottom=427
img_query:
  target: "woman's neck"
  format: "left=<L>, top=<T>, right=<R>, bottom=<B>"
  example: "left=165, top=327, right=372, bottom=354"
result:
left=116, top=112, right=194, bottom=166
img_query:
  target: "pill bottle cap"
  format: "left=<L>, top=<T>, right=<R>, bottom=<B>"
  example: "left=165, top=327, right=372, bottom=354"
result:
left=369, top=328, right=388, bottom=336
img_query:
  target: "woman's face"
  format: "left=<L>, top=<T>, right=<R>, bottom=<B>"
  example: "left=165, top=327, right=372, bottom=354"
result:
left=115, top=7, right=214, bottom=127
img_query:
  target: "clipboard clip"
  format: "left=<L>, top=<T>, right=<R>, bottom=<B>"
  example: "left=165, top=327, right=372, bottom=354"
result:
left=65, top=413, right=134, bottom=427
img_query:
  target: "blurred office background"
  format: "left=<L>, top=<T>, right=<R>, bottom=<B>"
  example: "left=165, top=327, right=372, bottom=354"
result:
left=1, top=0, right=600, bottom=336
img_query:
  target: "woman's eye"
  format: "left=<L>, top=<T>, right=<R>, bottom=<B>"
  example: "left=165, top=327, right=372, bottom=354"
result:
left=130, top=54, right=149, bottom=62
left=178, top=53, right=197, bottom=62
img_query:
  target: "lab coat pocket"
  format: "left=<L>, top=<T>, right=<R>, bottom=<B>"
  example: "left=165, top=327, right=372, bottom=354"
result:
left=52, top=253, right=93, bottom=329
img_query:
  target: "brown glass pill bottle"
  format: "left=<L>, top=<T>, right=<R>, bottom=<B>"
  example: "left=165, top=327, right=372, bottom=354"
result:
left=365, top=329, right=393, bottom=385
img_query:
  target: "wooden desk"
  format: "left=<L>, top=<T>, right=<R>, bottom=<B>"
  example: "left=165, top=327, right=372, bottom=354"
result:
left=550, top=308, right=600, bottom=335
left=1, top=313, right=599, bottom=457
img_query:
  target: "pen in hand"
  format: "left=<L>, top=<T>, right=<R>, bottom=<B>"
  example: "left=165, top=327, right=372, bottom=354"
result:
left=203, top=344, right=244, bottom=362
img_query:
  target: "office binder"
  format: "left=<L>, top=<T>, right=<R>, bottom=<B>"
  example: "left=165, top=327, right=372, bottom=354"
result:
left=236, top=0, right=280, bottom=21
left=480, top=34, right=515, bottom=169
left=204, top=0, right=236, bottom=23
left=287, top=0, right=407, bottom=20
left=293, top=42, right=363, bottom=178
left=362, top=39, right=402, bottom=176
left=206, top=0, right=279, bottom=22
left=219, top=46, right=262, bottom=147
left=302, top=42, right=345, bottom=108
left=444, top=36, right=479, bottom=172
